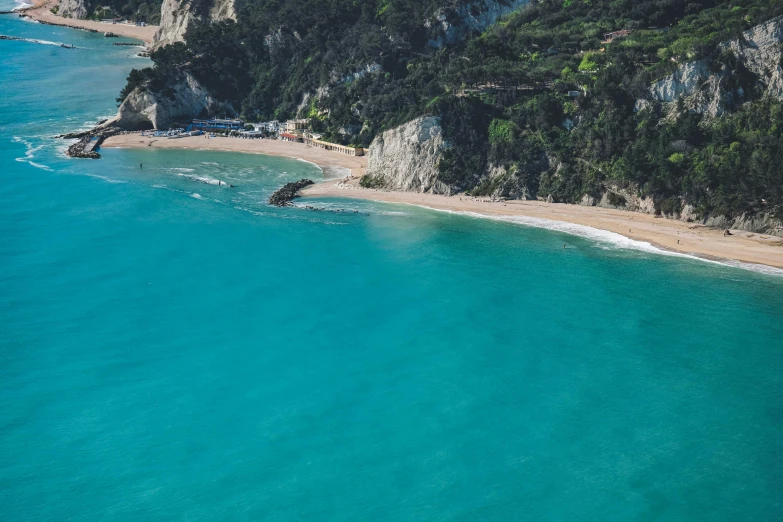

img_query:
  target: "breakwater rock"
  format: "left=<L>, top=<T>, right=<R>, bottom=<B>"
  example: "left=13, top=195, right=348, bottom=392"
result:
left=66, top=136, right=102, bottom=159
left=268, top=179, right=314, bottom=206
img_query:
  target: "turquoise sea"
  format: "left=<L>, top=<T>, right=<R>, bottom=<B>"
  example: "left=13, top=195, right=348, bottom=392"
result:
left=2, top=10, right=783, bottom=520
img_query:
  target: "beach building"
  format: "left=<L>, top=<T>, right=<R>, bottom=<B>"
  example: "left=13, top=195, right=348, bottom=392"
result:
left=304, top=137, right=364, bottom=156
left=253, top=121, right=282, bottom=133
left=285, top=119, right=308, bottom=133
left=280, top=133, right=303, bottom=143
left=188, top=119, right=244, bottom=132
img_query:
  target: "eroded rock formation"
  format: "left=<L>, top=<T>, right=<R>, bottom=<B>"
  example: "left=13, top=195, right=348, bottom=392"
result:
left=104, top=72, right=234, bottom=130
left=649, top=15, right=783, bottom=117
left=152, top=0, right=235, bottom=49
left=361, top=116, right=453, bottom=194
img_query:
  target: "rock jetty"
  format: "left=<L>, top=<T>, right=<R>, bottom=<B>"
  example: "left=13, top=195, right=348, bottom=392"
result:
left=268, top=179, right=314, bottom=206
left=66, top=136, right=103, bottom=159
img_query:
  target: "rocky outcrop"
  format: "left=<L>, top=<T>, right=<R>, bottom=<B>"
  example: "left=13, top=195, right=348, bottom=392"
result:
left=104, top=72, right=234, bottom=130
left=649, top=15, right=783, bottom=116
left=361, top=116, right=453, bottom=194
left=578, top=185, right=783, bottom=236
left=66, top=136, right=101, bottom=159
left=152, top=0, right=235, bottom=50
left=428, top=0, right=529, bottom=47
left=704, top=212, right=783, bottom=236
left=269, top=179, right=314, bottom=206
left=57, top=0, right=87, bottom=19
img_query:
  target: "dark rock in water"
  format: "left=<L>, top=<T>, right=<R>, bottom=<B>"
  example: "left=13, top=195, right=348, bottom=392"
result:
left=268, top=179, right=314, bottom=206
left=104, top=32, right=119, bottom=38
left=66, top=136, right=102, bottom=159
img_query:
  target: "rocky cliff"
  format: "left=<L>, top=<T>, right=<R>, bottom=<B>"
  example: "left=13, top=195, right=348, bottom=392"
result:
left=650, top=15, right=783, bottom=116
left=361, top=116, right=453, bottom=194
left=103, top=72, right=234, bottom=130
left=152, top=0, right=235, bottom=50
left=57, top=0, right=87, bottom=19
left=428, top=0, right=529, bottom=47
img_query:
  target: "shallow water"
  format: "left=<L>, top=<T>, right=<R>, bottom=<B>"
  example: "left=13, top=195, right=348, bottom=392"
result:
left=2, top=11, right=783, bottom=521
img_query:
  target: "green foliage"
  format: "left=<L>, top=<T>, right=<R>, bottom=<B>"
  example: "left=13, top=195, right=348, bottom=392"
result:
left=488, top=119, right=515, bottom=145
left=578, top=53, right=598, bottom=72
left=125, top=0, right=783, bottom=217
left=668, top=153, right=685, bottom=165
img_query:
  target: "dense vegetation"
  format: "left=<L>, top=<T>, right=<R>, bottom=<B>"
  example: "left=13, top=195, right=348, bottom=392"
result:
left=75, top=0, right=163, bottom=23
left=122, top=0, right=783, bottom=220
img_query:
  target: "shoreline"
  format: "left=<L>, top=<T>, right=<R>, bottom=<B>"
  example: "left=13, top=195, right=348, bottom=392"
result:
left=302, top=178, right=783, bottom=272
left=101, top=134, right=368, bottom=178
left=101, top=133, right=783, bottom=271
left=17, top=0, right=158, bottom=44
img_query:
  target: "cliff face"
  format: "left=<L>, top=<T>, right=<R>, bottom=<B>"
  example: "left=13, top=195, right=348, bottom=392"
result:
left=151, top=0, right=235, bottom=50
left=107, top=73, right=234, bottom=130
left=650, top=15, right=783, bottom=116
left=428, top=0, right=529, bottom=47
left=362, top=116, right=453, bottom=195
left=57, top=0, right=88, bottom=19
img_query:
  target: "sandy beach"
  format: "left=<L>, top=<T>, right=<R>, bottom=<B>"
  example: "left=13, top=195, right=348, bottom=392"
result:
left=19, top=0, right=158, bottom=44
left=302, top=178, right=783, bottom=270
left=102, top=134, right=368, bottom=177
left=101, top=133, right=783, bottom=270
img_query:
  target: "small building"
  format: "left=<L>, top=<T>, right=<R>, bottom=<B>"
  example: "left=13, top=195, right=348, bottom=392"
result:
left=285, top=119, right=308, bottom=133
left=188, top=119, right=244, bottom=132
left=567, top=91, right=580, bottom=97
left=304, top=137, right=364, bottom=156
left=603, top=30, right=631, bottom=43
left=280, top=133, right=303, bottom=143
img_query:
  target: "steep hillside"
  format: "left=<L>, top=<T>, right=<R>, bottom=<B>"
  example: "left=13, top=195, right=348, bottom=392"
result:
left=113, top=0, right=783, bottom=232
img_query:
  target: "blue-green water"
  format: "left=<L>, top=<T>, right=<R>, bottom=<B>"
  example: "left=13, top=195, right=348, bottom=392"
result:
left=2, top=12, right=783, bottom=521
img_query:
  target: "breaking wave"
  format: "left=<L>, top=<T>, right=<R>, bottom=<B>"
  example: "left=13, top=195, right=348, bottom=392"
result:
left=417, top=206, right=783, bottom=278
left=13, top=136, right=52, bottom=171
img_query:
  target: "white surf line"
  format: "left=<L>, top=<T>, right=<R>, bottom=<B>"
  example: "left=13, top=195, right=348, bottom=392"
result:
left=12, top=136, right=53, bottom=171
left=369, top=200, right=783, bottom=278
left=0, top=35, right=77, bottom=48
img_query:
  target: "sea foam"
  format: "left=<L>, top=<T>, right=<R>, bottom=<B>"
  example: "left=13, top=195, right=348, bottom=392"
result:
left=421, top=206, right=783, bottom=278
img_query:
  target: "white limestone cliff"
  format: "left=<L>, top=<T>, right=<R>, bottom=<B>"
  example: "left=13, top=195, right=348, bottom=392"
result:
left=649, top=15, right=783, bottom=117
left=103, top=73, right=234, bottom=130
left=57, top=0, right=87, bottom=19
left=362, top=116, right=453, bottom=194
left=151, top=0, right=235, bottom=50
